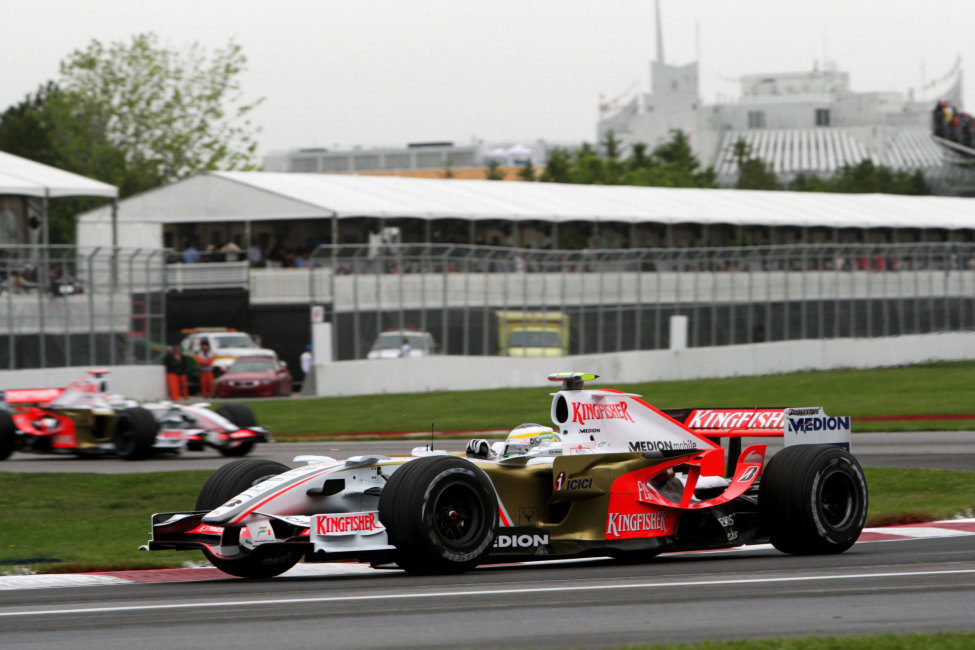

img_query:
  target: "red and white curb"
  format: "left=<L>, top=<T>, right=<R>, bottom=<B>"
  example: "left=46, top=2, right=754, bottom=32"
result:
left=2, top=518, right=973, bottom=591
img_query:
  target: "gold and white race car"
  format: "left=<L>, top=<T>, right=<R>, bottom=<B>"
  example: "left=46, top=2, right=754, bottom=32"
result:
left=144, top=372, right=867, bottom=577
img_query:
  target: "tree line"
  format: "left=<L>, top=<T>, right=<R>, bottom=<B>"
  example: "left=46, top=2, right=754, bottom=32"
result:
left=493, top=130, right=930, bottom=197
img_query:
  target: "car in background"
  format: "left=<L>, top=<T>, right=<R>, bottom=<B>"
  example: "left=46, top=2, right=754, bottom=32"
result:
left=180, top=328, right=277, bottom=376
left=0, top=370, right=269, bottom=460
left=496, top=310, right=569, bottom=357
left=367, top=330, right=437, bottom=359
left=214, top=356, right=292, bottom=398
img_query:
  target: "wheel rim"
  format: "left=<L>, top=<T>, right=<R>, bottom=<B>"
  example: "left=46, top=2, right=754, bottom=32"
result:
left=430, top=481, right=482, bottom=551
left=818, top=468, right=858, bottom=529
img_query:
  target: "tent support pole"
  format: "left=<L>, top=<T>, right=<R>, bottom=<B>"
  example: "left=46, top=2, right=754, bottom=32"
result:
left=42, top=190, right=50, bottom=247
left=111, top=198, right=118, bottom=248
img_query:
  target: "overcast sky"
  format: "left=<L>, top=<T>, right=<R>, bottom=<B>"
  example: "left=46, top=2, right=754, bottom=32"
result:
left=1, top=1, right=971, bottom=156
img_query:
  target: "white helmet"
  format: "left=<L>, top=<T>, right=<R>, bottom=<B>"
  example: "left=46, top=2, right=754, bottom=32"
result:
left=500, top=423, right=560, bottom=457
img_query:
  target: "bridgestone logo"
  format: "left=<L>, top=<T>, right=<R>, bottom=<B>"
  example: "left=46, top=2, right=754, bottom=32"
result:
left=572, top=401, right=635, bottom=424
left=606, top=512, right=666, bottom=537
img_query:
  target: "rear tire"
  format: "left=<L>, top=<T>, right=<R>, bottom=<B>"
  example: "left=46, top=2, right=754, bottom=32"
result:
left=0, top=410, right=17, bottom=460
left=216, top=403, right=257, bottom=427
left=379, top=456, right=497, bottom=575
left=759, top=445, right=867, bottom=555
left=196, top=459, right=300, bottom=578
left=113, top=407, right=158, bottom=460
left=215, top=403, right=258, bottom=457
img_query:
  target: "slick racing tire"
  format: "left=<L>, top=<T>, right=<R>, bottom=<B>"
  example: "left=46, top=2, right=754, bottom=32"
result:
left=0, top=410, right=16, bottom=460
left=215, top=403, right=258, bottom=457
left=759, top=444, right=868, bottom=555
left=112, top=407, right=158, bottom=460
left=195, top=459, right=301, bottom=578
left=379, top=456, right=498, bottom=575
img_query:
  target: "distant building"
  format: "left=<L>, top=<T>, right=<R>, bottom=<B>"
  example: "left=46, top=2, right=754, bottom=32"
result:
left=597, top=1, right=963, bottom=188
left=263, top=139, right=578, bottom=180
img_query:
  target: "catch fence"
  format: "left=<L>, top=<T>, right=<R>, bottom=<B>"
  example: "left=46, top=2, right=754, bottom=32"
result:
left=0, top=245, right=167, bottom=369
left=304, top=243, right=975, bottom=360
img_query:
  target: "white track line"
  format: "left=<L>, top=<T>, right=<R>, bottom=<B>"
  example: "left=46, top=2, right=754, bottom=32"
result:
left=3, top=568, right=975, bottom=618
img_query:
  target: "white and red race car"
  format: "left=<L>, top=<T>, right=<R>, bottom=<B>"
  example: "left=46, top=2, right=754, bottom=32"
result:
left=144, top=372, right=867, bottom=578
left=0, top=370, right=268, bottom=460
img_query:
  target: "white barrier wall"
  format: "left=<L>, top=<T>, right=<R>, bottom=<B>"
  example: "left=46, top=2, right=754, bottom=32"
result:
left=314, top=332, right=975, bottom=397
left=0, top=365, right=166, bottom=400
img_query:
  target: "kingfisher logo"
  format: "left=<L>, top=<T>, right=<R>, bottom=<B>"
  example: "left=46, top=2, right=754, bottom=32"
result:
left=686, top=409, right=783, bottom=429
left=572, top=401, right=635, bottom=425
left=606, top=511, right=667, bottom=538
left=314, top=512, right=383, bottom=535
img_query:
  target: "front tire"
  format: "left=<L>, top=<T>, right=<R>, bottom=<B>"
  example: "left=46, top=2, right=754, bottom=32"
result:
left=759, top=444, right=868, bottom=555
left=112, top=407, right=158, bottom=460
left=195, top=459, right=300, bottom=578
left=215, top=403, right=258, bottom=457
left=379, top=456, right=498, bottom=575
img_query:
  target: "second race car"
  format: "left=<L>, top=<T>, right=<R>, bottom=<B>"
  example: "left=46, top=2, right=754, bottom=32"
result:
left=0, top=370, right=269, bottom=460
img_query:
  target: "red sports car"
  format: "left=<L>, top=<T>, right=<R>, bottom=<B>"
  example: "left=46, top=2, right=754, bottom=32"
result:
left=214, top=357, right=292, bottom=398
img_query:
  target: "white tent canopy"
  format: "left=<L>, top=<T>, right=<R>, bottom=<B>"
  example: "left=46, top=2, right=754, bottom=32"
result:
left=76, top=171, right=975, bottom=249
left=0, top=150, right=118, bottom=246
left=0, top=151, right=117, bottom=199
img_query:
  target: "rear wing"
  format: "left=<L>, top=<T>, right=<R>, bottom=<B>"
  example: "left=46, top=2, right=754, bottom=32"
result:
left=664, top=406, right=852, bottom=474
left=1, top=388, right=64, bottom=407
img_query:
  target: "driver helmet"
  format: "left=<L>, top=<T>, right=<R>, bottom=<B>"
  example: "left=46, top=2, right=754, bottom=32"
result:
left=500, top=423, right=560, bottom=457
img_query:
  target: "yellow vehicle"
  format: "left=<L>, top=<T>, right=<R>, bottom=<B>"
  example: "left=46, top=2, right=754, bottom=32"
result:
left=495, top=310, right=569, bottom=357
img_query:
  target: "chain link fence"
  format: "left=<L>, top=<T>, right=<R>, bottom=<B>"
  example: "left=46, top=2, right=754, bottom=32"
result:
left=306, top=243, right=975, bottom=360
left=0, top=245, right=167, bottom=369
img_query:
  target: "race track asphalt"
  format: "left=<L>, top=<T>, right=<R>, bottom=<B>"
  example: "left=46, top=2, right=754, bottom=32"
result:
left=3, top=431, right=974, bottom=473
left=1, top=536, right=973, bottom=649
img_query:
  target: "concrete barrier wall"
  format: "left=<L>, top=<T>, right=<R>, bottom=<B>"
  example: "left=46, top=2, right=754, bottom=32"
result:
left=0, top=365, right=166, bottom=400
left=314, top=332, right=975, bottom=397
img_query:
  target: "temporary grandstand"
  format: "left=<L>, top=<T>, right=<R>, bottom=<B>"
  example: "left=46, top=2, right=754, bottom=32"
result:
left=76, top=172, right=975, bottom=254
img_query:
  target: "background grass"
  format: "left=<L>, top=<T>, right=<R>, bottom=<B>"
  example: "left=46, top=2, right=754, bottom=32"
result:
left=2, top=466, right=973, bottom=574
left=245, top=361, right=975, bottom=439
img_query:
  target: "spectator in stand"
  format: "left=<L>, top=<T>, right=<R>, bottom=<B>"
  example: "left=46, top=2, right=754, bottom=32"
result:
left=933, top=101, right=947, bottom=137
left=300, top=344, right=313, bottom=389
left=182, top=241, right=201, bottom=264
left=163, top=345, right=189, bottom=401
left=247, top=238, right=263, bottom=267
left=295, top=249, right=308, bottom=268
left=961, top=113, right=973, bottom=148
left=197, top=342, right=215, bottom=398
left=221, top=239, right=242, bottom=262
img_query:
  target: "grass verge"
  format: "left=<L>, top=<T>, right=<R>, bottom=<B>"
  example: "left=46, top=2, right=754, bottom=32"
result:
left=2, top=466, right=973, bottom=574
left=245, top=361, right=975, bottom=439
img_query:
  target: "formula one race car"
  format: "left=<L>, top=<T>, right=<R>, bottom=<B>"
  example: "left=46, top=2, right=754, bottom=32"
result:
left=0, top=370, right=268, bottom=461
left=144, top=372, right=867, bottom=578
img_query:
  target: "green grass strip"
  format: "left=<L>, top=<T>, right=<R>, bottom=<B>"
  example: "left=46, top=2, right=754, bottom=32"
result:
left=246, top=361, right=975, bottom=439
